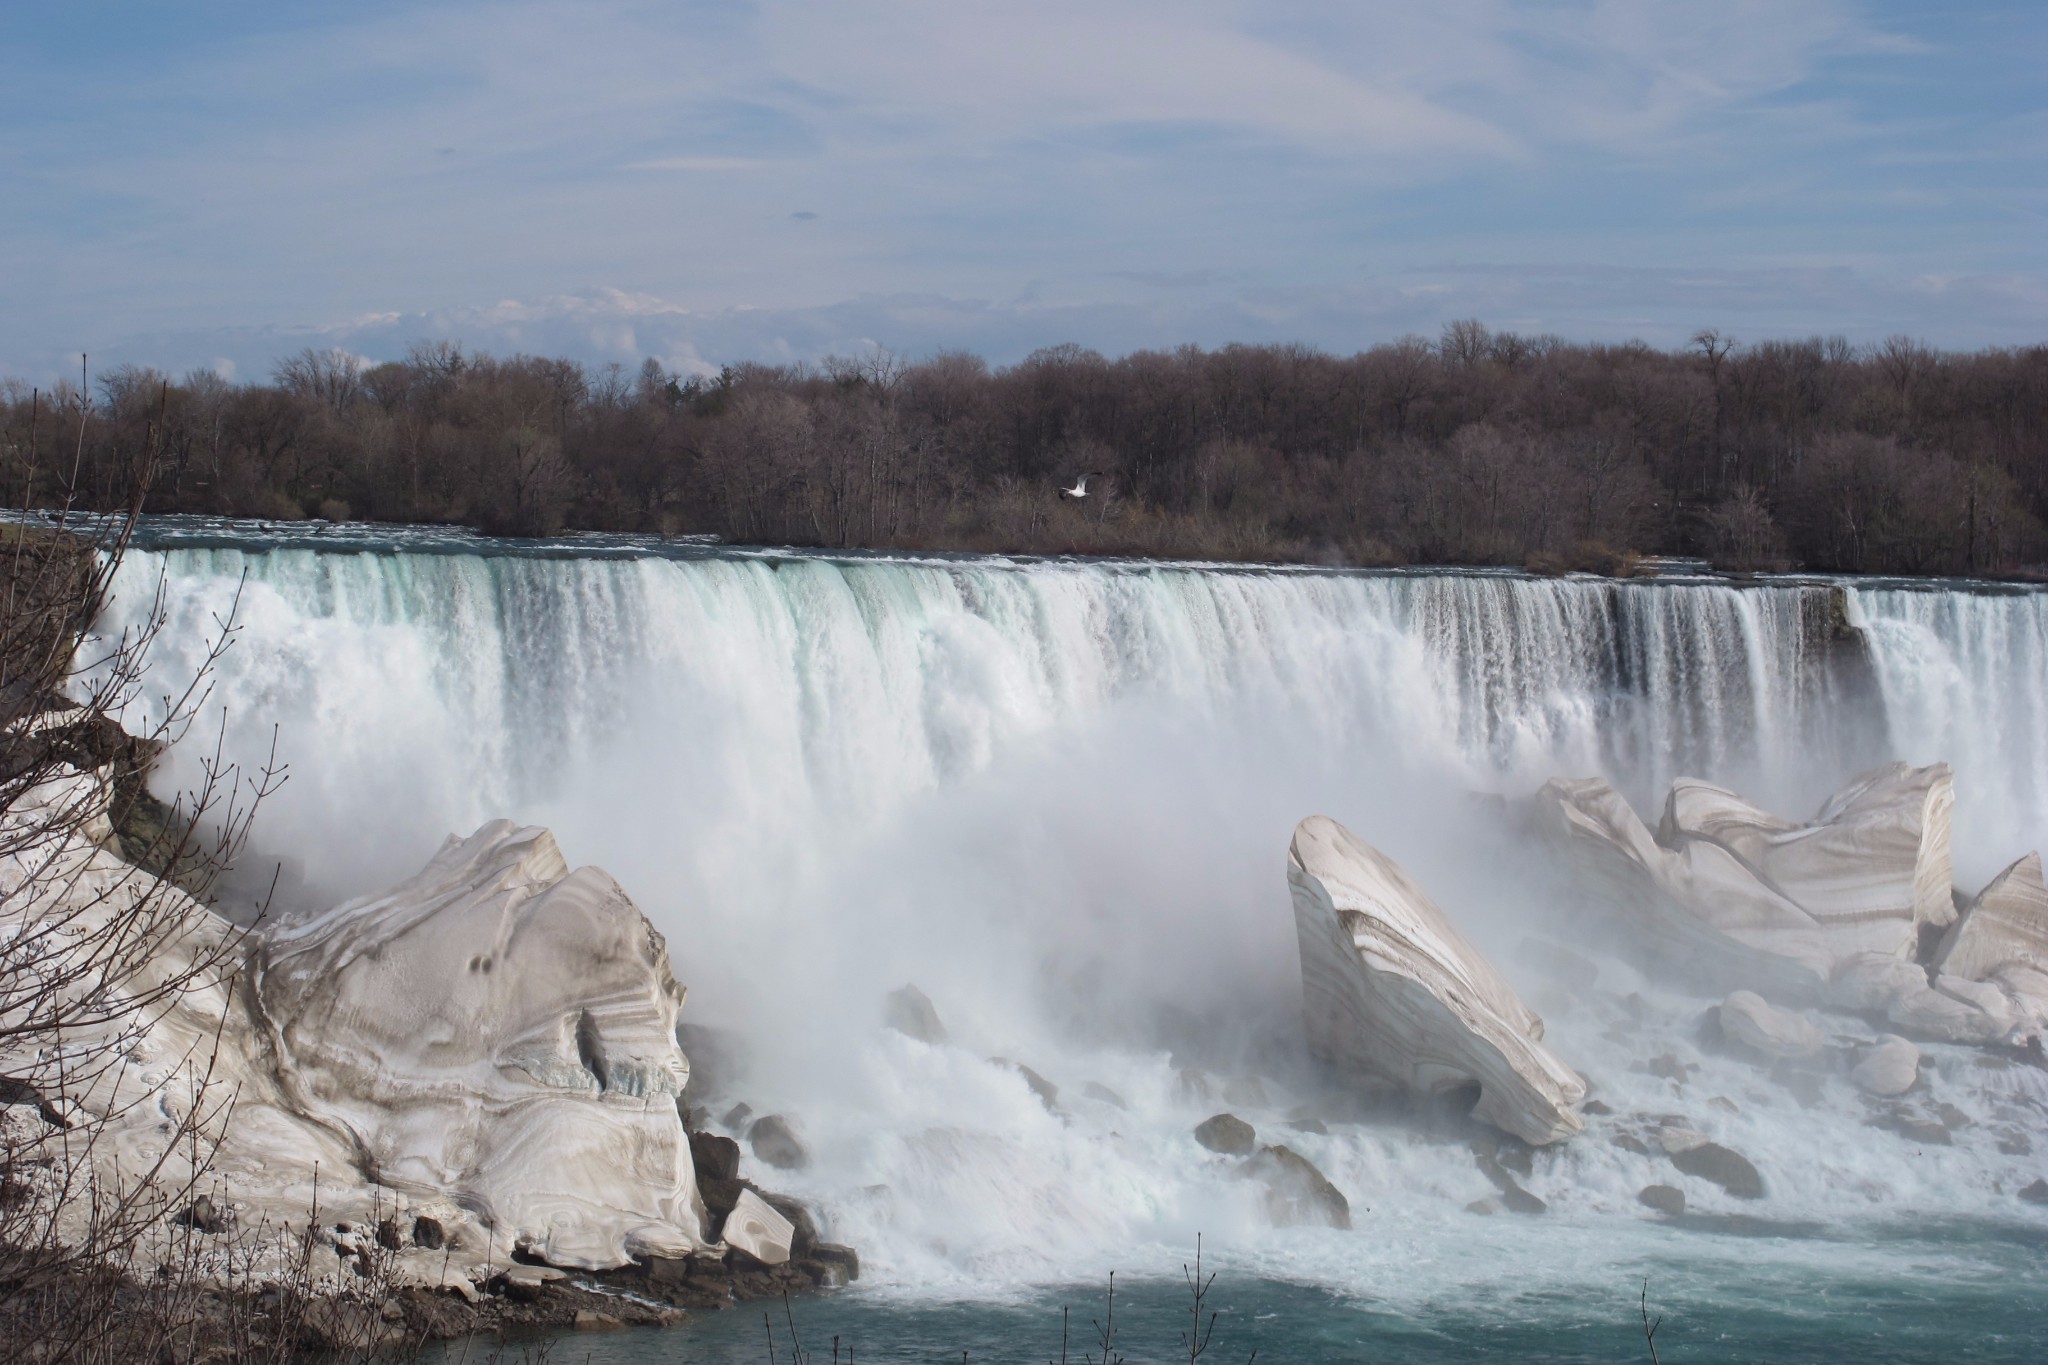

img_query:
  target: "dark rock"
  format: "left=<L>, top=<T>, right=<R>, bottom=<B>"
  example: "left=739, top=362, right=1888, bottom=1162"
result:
left=690, top=1130, right=742, bottom=1184
left=1669, top=1141, right=1764, bottom=1199
left=721, top=1102, right=754, bottom=1130
left=2019, top=1179, right=2048, bottom=1204
left=884, top=985, right=947, bottom=1044
left=1194, top=1113, right=1257, bottom=1155
left=1465, top=1199, right=1497, bottom=1216
left=1638, top=1184, right=1685, bottom=1216
left=1242, top=1145, right=1351, bottom=1228
left=747, top=1114, right=809, bottom=1170
left=410, top=1216, right=445, bottom=1250
left=1869, top=1108, right=1952, bottom=1146
left=699, top=1177, right=745, bottom=1223
left=1472, top=1142, right=1546, bottom=1214
left=180, top=1196, right=233, bottom=1234
left=1998, top=1131, right=2033, bottom=1156
left=1083, top=1082, right=1128, bottom=1110
left=995, top=1059, right=1059, bottom=1111
left=376, top=1217, right=403, bottom=1251
left=1647, top=1054, right=1692, bottom=1082
left=1581, top=1099, right=1614, bottom=1116
left=1613, top=1133, right=1652, bottom=1155
left=811, top=1242, right=861, bottom=1282
left=757, top=1191, right=820, bottom=1257
left=1287, top=1117, right=1329, bottom=1136
left=1935, top=1102, right=1972, bottom=1131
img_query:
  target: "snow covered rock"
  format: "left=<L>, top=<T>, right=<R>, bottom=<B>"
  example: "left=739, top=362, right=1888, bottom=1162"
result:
left=252, top=820, right=708, bottom=1270
left=1288, top=815, right=1586, bottom=1146
left=1719, top=991, right=1824, bottom=1059
left=1934, top=853, right=2048, bottom=1031
left=1850, top=1035, right=1921, bottom=1096
left=1539, top=764, right=1957, bottom=993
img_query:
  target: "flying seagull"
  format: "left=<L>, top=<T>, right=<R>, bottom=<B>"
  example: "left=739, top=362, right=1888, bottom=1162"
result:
left=1059, top=472, right=1103, bottom=500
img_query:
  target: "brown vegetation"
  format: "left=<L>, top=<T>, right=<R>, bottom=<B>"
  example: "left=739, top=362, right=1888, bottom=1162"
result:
left=6, top=323, right=2048, bottom=574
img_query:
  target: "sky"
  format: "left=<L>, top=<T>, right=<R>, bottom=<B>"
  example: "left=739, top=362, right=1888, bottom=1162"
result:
left=3, top=0, right=2045, bottom=382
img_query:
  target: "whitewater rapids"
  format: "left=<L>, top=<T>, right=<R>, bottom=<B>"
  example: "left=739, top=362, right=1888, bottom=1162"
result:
left=92, top=522, right=2048, bottom=1304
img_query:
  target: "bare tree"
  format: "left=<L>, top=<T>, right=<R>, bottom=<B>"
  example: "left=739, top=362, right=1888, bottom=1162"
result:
left=1, top=371, right=283, bottom=1363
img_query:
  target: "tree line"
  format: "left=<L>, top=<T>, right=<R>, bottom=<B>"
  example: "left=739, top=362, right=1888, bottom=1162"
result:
left=5, top=322, right=2048, bottom=575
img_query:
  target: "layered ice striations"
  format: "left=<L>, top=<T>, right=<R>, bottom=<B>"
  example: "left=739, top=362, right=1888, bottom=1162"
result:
left=1288, top=815, right=1586, bottom=1145
left=253, top=820, right=707, bottom=1269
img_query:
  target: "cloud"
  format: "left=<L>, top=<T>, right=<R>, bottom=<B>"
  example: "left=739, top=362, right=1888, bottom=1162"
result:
left=1, top=1, right=2042, bottom=375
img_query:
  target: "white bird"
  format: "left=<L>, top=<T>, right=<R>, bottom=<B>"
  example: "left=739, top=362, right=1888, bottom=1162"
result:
left=1059, top=472, right=1102, bottom=500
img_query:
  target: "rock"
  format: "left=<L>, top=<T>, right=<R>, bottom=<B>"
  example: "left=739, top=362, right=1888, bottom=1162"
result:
left=1288, top=1116, right=1329, bottom=1135
left=1242, top=1145, right=1351, bottom=1228
left=995, top=1059, right=1059, bottom=1111
left=721, top=1102, right=754, bottom=1130
left=492, top=1263, right=565, bottom=1302
left=1638, top=1184, right=1685, bottom=1215
left=1850, top=1035, right=1920, bottom=1096
left=1646, top=1053, right=1692, bottom=1082
left=1660, top=1130, right=1764, bottom=1199
left=1581, top=1099, right=1613, bottom=1116
left=1288, top=815, right=1586, bottom=1145
left=1869, top=1107, right=1951, bottom=1145
left=2019, top=1179, right=2048, bottom=1204
left=1082, top=1082, right=1128, bottom=1110
left=883, top=985, right=948, bottom=1044
left=757, top=1192, right=820, bottom=1258
left=1472, top=1142, right=1546, bottom=1214
left=1997, top=1131, right=2032, bottom=1156
left=573, top=1310, right=624, bottom=1331
left=1719, top=991, right=1824, bottom=1059
left=1613, top=1133, right=1651, bottom=1155
left=1538, top=765, right=1956, bottom=991
left=746, top=1115, right=809, bottom=1170
left=811, top=1242, right=861, bottom=1282
left=1936, top=852, right=2048, bottom=985
left=1194, top=1113, right=1257, bottom=1155
left=411, top=1216, right=446, bottom=1251
left=377, top=1216, right=403, bottom=1251
left=721, top=1188, right=794, bottom=1266
left=251, top=822, right=708, bottom=1270
left=689, top=1130, right=742, bottom=1185
left=1465, top=1199, right=1498, bottom=1216
left=178, top=1195, right=234, bottom=1234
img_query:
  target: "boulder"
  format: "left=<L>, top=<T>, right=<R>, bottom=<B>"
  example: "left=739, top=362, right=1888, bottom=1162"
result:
left=721, top=1188, right=794, bottom=1266
left=1719, top=991, right=1824, bottom=1059
left=1195, top=1113, right=1257, bottom=1155
left=1538, top=765, right=1957, bottom=992
left=689, top=1130, right=742, bottom=1185
left=883, top=985, right=948, bottom=1045
left=1082, top=1082, right=1128, bottom=1110
left=1849, top=1035, right=1920, bottom=1096
left=1288, top=816, right=1586, bottom=1146
left=1638, top=1184, right=1685, bottom=1216
left=1937, top=852, right=2048, bottom=980
left=2018, top=1179, right=2048, bottom=1204
left=1658, top=1129, right=1764, bottom=1199
left=411, top=1216, right=446, bottom=1251
left=746, top=1115, right=809, bottom=1170
left=250, top=822, right=708, bottom=1271
left=1242, top=1145, right=1351, bottom=1228
left=995, top=1059, right=1059, bottom=1111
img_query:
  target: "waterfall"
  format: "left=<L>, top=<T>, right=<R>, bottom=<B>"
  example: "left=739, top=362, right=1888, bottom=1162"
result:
left=88, top=530, right=2048, bottom=1290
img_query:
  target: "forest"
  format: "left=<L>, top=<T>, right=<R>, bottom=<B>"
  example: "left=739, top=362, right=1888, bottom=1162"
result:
left=5, top=322, right=2047, bottom=576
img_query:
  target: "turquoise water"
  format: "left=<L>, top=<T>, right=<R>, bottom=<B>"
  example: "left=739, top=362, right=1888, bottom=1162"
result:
left=460, top=1224, right=2048, bottom=1363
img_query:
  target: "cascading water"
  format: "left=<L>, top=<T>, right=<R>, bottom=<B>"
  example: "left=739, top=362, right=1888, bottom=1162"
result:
left=86, top=522, right=2048, bottom=1357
